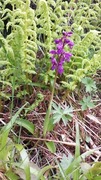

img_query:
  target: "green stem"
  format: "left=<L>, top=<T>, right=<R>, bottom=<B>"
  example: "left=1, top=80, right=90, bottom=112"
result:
left=50, top=72, right=57, bottom=106
left=43, top=72, right=57, bottom=136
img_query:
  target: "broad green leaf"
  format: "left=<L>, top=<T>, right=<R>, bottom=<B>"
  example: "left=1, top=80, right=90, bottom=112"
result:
left=52, top=103, right=73, bottom=125
left=80, top=96, right=95, bottom=111
left=15, top=144, right=31, bottom=180
left=82, top=77, right=97, bottom=93
left=16, top=118, right=34, bottom=134
left=47, top=117, right=54, bottom=131
left=45, top=141, right=56, bottom=153
left=5, top=170, right=19, bottom=180
left=0, top=137, right=14, bottom=168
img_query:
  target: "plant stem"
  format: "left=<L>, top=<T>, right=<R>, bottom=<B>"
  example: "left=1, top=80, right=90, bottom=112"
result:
left=43, top=72, right=57, bottom=136
left=50, top=71, right=57, bottom=107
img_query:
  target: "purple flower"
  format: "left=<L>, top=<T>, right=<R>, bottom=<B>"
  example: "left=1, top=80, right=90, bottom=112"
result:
left=51, top=56, right=57, bottom=64
left=67, top=41, right=74, bottom=49
left=64, top=52, right=72, bottom=62
left=57, top=43, right=64, bottom=54
left=50, top=31, right=74, bottom=75
left=59, top=57, right=65, bottom=64
left=51, top=56, right=57, bottom=70
left=64, top=39, right=70, bottom=43
left=54, top=38, right=62, bottom=44
left=58, top=64, right=64, bottom=74
left=50, top=50, right=57, bottom=54
left=63, top=31, right=73, bottom=37
left=64, top=39, right=74, bottom=49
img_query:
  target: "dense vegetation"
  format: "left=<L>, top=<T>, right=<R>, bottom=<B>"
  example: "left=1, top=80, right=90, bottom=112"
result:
left=0, top=0, right=101, bottom=179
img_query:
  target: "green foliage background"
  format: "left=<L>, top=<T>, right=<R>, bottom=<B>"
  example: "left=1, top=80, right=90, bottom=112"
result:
left=0, top=0, right=101, bottom=97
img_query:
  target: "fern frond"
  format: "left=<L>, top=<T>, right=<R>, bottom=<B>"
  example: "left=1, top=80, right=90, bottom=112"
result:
left=0, top=0, right=37, bottom=88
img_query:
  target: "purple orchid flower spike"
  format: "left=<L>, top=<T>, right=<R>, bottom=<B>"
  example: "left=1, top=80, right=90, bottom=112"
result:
left=50, top=31, right=74, bottom=75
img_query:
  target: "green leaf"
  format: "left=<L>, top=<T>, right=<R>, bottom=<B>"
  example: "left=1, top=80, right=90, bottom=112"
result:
left=15, top=144, right=31, bottom=180
left=80, top=96, right=95, bottom=111
left=0, top=103, right=27, bottom=150
left=16, top=118, right=34, bottom=134
left=63, top=106, right=73, bottom=115
left=82, top=77, right=97, bottom=93
left=47, top=117, right=54, bottom=131
left=58, top=162, right=67, bottom=180
left=80, top=162, right=92, bottom=179
left=61, top=115, right=69, bottom=126
left=2, top=103, right=28, bottom=133
left=89, top=162, right=101, bottom=176
left=60, top=154, right=73, bottom=170
left=53, top=113, right=62, bottom=124
left=52, top=103, right=73, bottom=125
left=45, top=141, right=56, bottom=153
left=5, top=170, right=19, bottom=180
left=65, top=149, right=98, bottom=176
left=52, top=103, right=62, bottom=114
left=37, top=165, right=52, bottom=180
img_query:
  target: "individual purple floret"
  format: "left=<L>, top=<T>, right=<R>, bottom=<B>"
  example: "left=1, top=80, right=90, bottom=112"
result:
left=64, top=39, right=74, bottom=49
left=54, top=38, right=62, bottom=44
left=63, top=31, right=73, bottom=37
left=50, top=31, right=74, bottom=75
left=58, top=64, right=64, bottom=74
left=51, top=57, right=57, bottom=70
left=64, top=52, right=72, bottom=62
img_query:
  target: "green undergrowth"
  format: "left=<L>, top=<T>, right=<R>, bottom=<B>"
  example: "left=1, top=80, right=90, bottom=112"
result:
left=0, top=0, right=101, bottom=98
left=0, top=0, right=101, bottom=179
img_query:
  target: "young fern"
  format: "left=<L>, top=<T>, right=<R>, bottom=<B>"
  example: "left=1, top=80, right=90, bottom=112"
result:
left=0, top=0, right=37, bottom=91
left=62, top=30, right=101, bottom=90
left=35, top=0, right=52, bottom=51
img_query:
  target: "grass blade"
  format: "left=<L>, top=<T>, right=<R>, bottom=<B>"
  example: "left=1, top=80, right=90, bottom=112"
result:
left=16, top=118, right=34, bottom=134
